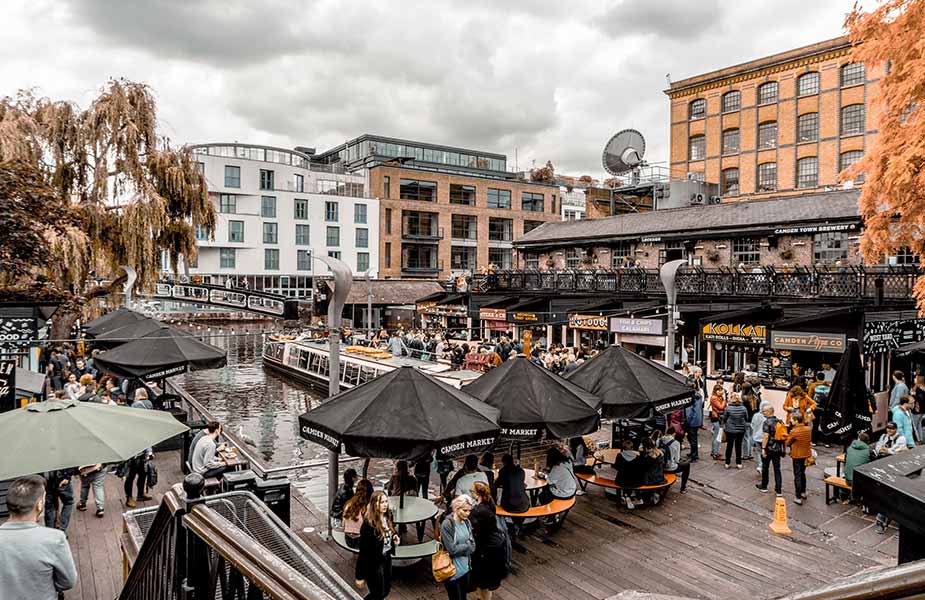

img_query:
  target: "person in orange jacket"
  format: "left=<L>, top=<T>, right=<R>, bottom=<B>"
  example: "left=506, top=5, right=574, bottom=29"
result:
left=709, top=384, right=727, bottom=460
left=783, top=385, right=816, bottom=427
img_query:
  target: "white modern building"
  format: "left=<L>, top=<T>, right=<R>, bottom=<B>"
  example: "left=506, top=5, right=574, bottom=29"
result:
left=177, top=143, right=379, bottom=298
left=560, top=187, right=587, bottom=221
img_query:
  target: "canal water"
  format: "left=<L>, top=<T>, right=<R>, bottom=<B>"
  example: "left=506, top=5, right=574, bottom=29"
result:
left=174, top=321, right=329, bottom=468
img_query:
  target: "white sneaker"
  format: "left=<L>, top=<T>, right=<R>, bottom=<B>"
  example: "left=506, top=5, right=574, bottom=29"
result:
left=625, top=498, right=635, bottom=509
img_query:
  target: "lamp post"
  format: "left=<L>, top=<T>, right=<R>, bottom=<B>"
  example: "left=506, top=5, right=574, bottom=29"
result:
left=364, top=269, right=374, bottom=341
left=313, top=255, right=352, bottom=539
left=659, top=259, right=686, bottom=369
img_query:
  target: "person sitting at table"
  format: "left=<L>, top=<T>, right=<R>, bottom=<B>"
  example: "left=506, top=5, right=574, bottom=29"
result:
left=331, top=468, right=358, bottom=528
left=446, top=454, right=488, bottom=502
left=569, top=437, right=596, bottom=475
left=386, top=461, right=418, bottom=497
left=191, top=421, right=231, bottom=480
left=492, top=454, right=530, bottom=514
left=842, top=431, right=872, bottom=504
left=613, top=439, right=643, bottom=489
left=637, top=439, right=667, bottom=506
left=540, top=447, right=577, bottom=504
left=658, top=428, right=690, bottom=494
left=478, top=453, right=496, bottom=490
left=341, top=479, right=373, bottom=549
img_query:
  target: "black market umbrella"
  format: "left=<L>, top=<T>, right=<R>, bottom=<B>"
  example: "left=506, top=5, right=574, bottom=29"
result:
left=464, top=356, right=602, bottom=441
left=91, top=316, right=164, bottom=346
left=299, top=366, right=500, bottom=461
left=82, top=307, right=151, bottom=337
left=93, top=326, right=227, bottom=381
left=819, top=339, right=871, bottom=442
left=895, top=339, right=925, bottom=356
left=565, top=345, right=693, bottom=419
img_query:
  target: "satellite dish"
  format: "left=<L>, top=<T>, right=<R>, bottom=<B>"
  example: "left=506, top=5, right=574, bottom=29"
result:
left=602, top=129, right=647, bottom=175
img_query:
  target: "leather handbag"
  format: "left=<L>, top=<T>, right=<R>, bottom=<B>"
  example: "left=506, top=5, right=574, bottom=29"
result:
left=432, top=523, right=456, bottom=583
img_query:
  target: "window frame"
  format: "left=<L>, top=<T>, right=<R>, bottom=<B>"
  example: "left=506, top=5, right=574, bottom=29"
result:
left=488, top=217, right=513, bottom=242
left=722, top=128, right=740, bottom=155
left=325, top=201, right=339, bottom=222
left=757, top=163, right=777, bottom=192
left=224, top=165, right=241, bottom=188
left=355, top=228, right=369, bottom=248
left=450, top=245, right=477, bottom=271
left=797, top=113, right=819, bottom=143
left=228, top=220, right=244, bottom=243
left=294, top=198, right=308, bottom=220
left=689, top=98, right=706, bottom=120
left=797, top=72, right=820, bottom=97
left=840, top=104, right=865, bottom=137
left=521, top=192, right=545, bottom=213
left=721, top=91, right=741, bottom=113
left=261, top=195, right=277, bottom=218
left=259, top=169, right=275, bottom=191
left=449, top=184, right=476, bottom=206
left=721, top=168, right=740, bottom=196
left=488, top=247, right=513, bottom=269
left=757, top=82, right=778, bottom=105
left=326, top=226, right=340, bottom=247
left=813, top=231, right=849, bottom=264
left=796, top=157, right=819, bottom=189
left=840, top=62, right=865, bottom=88
left=487, top=188, right=512, bottom=209
left=357, top=252, right=370, bottom=272
left=295, top=224, right=310, bottom=245
left=219, top=194, right=237, bottom=214
left=264, top=248, right=280, bottom=270
left=451, top=214, right=477, bottom=240
left=262, top=222, right=278, bottom=244
left=610, top=242, right=634, bottom=268
left=399, top=178, right=438, bottom=202
left=220, top=248, right=236, bottom=269
left=688, top=135, right=706, bottom=161
left=757, top=121, right=778, bottom=150
left=354, top=203, right=367, bottom=224
left=839, top=150, right=864, bottom=181
left=731, top=238, right=760, bottom=266
left=297, top=249, right=311, bottom=271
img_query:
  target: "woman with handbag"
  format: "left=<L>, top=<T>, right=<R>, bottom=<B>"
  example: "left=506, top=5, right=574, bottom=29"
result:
left=355, top=491, right=399, bottom=600
left=439, top=495, right=476, bottom=600
left=469, top=483, right=509, bottom=600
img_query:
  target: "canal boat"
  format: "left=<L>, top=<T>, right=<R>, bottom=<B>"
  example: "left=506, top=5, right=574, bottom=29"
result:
left=262, top=336, right=482, bottom=390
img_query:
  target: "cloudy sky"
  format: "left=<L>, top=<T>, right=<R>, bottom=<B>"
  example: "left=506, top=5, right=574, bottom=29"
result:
left=2, top=0, right=855, bottom=178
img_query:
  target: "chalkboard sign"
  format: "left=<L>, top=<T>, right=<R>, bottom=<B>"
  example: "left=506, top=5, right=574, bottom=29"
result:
left=0, top=360, right=15, bottom=413
left=757, top=352, right=792, bottom=388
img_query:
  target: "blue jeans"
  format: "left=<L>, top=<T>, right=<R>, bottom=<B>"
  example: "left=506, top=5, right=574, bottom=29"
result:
left=711, top=421, right=722, bottom=455
left=45, top=480, right=75, bottom=531
left=741, top=425, right=753, bottom=459
left=80, top=469, right=107, bottom=511
left=753, top=441, right=764, bottom=471
left=912, top=414, right=923, bottom=444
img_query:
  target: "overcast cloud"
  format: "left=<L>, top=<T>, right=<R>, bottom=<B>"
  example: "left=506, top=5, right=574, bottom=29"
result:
left=1, top=0, right=853, bottom=178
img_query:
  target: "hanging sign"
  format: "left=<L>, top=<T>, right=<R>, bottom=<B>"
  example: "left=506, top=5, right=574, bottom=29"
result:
left=611, top=317, right=664, bottom=336
left=770, top=330, right=846, bottom=353
left=569, top=315, right=608, bottom=331
left=701, top=322, right=767, bottom=345
left=509, top=312, right=538, bottom=322
left=479, top=308, right=507, bottom=321
left=773, top=223, right=857, bottom=235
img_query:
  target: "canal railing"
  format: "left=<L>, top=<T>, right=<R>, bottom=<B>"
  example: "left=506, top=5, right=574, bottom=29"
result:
left=472, top=265, right=920, bottom=302
left=120, top=481, right=359, bottom=600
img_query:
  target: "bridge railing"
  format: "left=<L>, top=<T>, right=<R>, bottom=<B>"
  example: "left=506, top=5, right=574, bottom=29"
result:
left=153, top=279, right=297, bottom=318
left=473, top=266, right=919, bottom=301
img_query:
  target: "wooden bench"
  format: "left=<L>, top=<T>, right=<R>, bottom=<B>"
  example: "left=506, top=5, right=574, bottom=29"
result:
left=824, top=475, right=851, bottom=505
left=331, top=530, right=438, bottom=560
left=576, top=472, right=677, bottom=505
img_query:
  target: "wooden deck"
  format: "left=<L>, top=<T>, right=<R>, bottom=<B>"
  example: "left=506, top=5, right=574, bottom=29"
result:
left=3, top=433, right=897, bottom=600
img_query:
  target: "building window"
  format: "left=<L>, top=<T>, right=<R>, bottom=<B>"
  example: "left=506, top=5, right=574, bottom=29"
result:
left=757, top=121, right=778, bottom=149
left=732, top=238, right=760, bottom=266
left=611, top=242, right=633, bottom=267
left=259, top=169, right=274, bottom=190
left=721, top=168, right=739, bottom=196
left=797, top=72, right=820, bottom=96
left=840, top=150, right=865, bottom=182
left=264, top=249, right=279, bottom=270
left=385, top=208, right=392, bottom=234
left=317, top=180, right=337, bottom=194
left=885, top=247, right=918, bottom=266
left=354, top=203, right=367, bottom=224
left=688, top=135, right=706, bottom=161
left=294, top=174, right=304, bottom=193
left=565, top=248, right=583, bottom=269
left=563, top=210, right=581, bottom=221
left=488, top=217, right=513, bottom=242
left=219, top=194, right=237, bottom=214
left=487, top=188, right=512, bottom=209
left=402, top=244, right=437, bottom=271
left=384, top=242, right=391, bottom=268
left=841, top=104, right=865, bottom=136
left=813, top=231, right=848, bottom=264
left=722, top=129, right=740, bottom=155
left=757, top=81, right=778, bottom=105
left=451, top=246, right=477, bottom=271
left=757, top=163, right=777, bottom=192
left=357, top=252, right=370, bottom=272
left=297, top=249, right=311, bottom=271
left=293, top=198, right=308, bottom=220
left=224, top=165, right=240, bottom=188
left=261, top=195, right=276, bottom=218
left=841, top=62, right=865, bottom=87
left=522, top=192, right=544, bottom=212
left=399, top=178, right=437, bottom=202
left=195, top=162, right=205, bottom=175
left=488, top=247, right=512, bottom=269
left=451, top=214, right=477, bottom=240
left=327, top=251, right=341, bottom=260
left=796, top=157, right=819, bottom=189
left=403, top=211, right=438, bottom=238
left=524, top=252, right=539, bottom=270
left=263, top=222, right=278, bottom=244
left=228, top=220, right=244, bottom=243
left=220, top=248, right=235, bottom=268
left=689, top=98, right=706, bottom=120
left=449, top=184, right=476, bottom=206
left=722, top=91, right=740, bottom=113
left=523, top=220, right=543, bottom=234
left=325, top=201, right=339, bottom=222
left=356, top=228, right=369, bottom=248
left=797, top=113, right=819, bottom=143
left=295, top=224, right=310, bottom=245
left=195, top=225, right=207, bottom=241
left=383, top=176, right=390, bottom=199
left=326, top=226, right=340, bottom=246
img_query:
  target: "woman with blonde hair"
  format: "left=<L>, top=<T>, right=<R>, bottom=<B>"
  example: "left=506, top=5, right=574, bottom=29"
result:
left=355, top=490, right=399, bottom=600
left=468, top=482, right=509, bottom=600
left=440, top=495, right=476, bottom=600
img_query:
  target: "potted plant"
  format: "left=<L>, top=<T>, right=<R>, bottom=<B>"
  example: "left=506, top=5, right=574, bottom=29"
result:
left=706, top=249, right=721, bottom=263
left=779, top=248, right=794, bottom=260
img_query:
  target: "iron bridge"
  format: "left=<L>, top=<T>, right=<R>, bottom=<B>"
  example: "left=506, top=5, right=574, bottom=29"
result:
left=150, top=281, right=300, bottom=319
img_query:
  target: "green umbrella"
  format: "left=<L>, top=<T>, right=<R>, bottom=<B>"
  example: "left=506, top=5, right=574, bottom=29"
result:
left=0, top=400, right=188, bottom=480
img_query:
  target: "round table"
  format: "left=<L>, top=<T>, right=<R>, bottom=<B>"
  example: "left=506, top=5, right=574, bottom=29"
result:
left=389, top=496, right=439, bottom=525
left=594, top=448, right=621, bottom=466
left=520, top=468, right=549, bottom=492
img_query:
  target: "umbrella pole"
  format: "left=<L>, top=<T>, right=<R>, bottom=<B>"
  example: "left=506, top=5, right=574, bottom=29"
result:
left=362, top=458, right=370, bottom=479
left=400, top=487, right=405, bottom=510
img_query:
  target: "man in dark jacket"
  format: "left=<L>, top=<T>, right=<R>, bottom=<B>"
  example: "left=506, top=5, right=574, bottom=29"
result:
left=492, top=454, right=529, bottom=514
left=43, top=469, right=78, bottom=532
left=684, top=384, right=704, bottom=462
left=330, top=468, right=357, bottom=526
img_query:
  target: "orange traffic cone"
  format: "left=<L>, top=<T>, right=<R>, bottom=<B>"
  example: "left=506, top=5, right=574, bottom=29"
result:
left=769, top=497, right=792, bottom=535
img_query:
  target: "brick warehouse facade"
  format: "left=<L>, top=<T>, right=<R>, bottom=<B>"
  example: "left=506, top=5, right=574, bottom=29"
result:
left=368, top=165, right=559, bottom=279
left=666, top=36, right=884, bottom=200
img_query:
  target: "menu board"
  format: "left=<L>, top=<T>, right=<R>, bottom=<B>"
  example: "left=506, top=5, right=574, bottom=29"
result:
left=757, top=352, right=792, bottom=388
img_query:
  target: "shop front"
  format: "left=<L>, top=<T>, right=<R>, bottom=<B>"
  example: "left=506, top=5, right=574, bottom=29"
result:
left=568, top=314, right=610, bottom=349
left=611, top=317, right=666, bottom=362
left=478, top=307, right=512, bottom=341
left=506, top=298, right=551, bottom=348
left=416, top=294, right=469, bottom=335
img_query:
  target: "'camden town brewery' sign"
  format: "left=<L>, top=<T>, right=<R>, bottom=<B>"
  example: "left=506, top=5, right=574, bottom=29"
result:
left=701, top=322, right=767, bottom=345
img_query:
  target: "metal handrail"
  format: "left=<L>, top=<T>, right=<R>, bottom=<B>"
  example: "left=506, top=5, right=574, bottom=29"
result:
left=776, top=559, right=925, bottom=600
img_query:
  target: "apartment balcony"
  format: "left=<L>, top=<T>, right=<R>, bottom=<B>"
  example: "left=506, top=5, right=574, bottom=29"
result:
left=401, top=225, right=444, bottom=242
left=401, top=259, right=444, bottom=276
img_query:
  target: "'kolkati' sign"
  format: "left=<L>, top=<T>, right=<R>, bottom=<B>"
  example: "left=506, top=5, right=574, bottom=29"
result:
left=702, top=322, right=767, bottom=345
left=569, top=314, right=608, bottom=331
left=770, top=330, right=847, bottom=353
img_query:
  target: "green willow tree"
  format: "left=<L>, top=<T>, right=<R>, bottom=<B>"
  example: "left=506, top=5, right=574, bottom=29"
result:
left=0, top=79, right=215, bottom=335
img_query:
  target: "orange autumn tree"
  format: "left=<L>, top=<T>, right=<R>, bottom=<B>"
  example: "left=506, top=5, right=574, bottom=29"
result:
left=845, top=0, right=925, bottom=309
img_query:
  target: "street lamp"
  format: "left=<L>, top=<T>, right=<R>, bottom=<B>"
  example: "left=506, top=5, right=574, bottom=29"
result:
left=312, top=254, right=353, bottom=539
left=659, top=259, right=686, bottom=369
